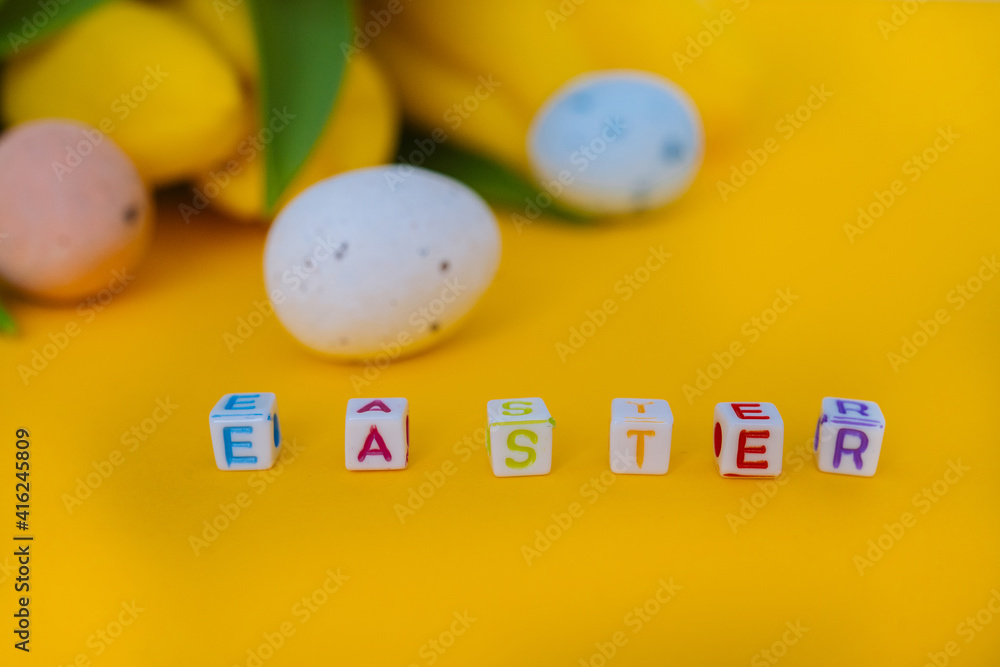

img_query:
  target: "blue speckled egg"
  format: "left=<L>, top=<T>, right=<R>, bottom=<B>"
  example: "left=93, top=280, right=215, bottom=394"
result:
left=527, top=70, right=703, bottom=216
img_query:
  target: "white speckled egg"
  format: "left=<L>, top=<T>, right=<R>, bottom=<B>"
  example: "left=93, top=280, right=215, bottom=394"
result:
left=263, top=166, right=502, bottom=360
left=527, top=70, right=704, bottom=216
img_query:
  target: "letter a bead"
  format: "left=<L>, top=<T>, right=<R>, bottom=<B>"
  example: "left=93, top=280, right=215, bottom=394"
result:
left=345, top=398, right=409, bottom=470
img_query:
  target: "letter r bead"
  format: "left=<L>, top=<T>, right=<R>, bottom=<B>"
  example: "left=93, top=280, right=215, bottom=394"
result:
left=814, top=397, right=885, bottom=476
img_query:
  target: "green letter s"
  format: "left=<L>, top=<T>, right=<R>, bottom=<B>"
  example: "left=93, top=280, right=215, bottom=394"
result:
left=505, top=429, right=537, bottom=469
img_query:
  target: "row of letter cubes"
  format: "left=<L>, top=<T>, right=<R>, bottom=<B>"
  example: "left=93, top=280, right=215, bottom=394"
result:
left=209, top=395, right=885, bottom=477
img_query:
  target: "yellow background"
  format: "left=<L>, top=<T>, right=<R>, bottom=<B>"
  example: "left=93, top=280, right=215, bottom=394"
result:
left=4, top=2, right=1000, bottom=665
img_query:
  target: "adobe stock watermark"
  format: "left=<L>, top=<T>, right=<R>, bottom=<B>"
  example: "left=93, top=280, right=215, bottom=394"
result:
left=521, top=471, right=616, bottom=566
left=845, top=127, right=959, bottom=243
left=887, top=255, right=997, bottom=372
left=921, top=588, right=1000, bottom=667
left=0, top=556, right=15, bottom=585
left=179, top=107, right=296, bottom=223
left=50, top=66, right=169, bottom=181
left=223, top=295, right=283, bottom=353
left=9, top=0, right=137, bottom=55
left=682, top=288, right=799, bottom=404
left=749, top=621, right=809, bottom=667
left=545, top=0, right=587, bottom=29
left=672, top=0, right=751, bottom=73
left=16, top=269, right=135, bottom=386
left=188, top=440, right=305, bottom=556
left=212, top=0, right=244, bottom=19
left=225, top=231, right=355, bottom=352
left=717, top=85, right=832, bottom=202
left=853, top=459, right=970, bottom=575
left=387, top=75, right=502, bottom=192
left=406, top=610, right=477, bottom=667
left=578, top=578, right=682, bottom=667
left=555, top=245, right=671, bottom=362
left=724, top=439, right=812, bottom=534
left=512, top=116, right=625, bottom=233
left=61, top=397, right=179, bottom=514
left=393, top=428, right=487, bottom=524
left=340, top=0, right=415, bottom=61
left=232, top=567, right=349, bottom=667
left=54, top=600, right=145, bottom=665
left=349, top=276, right=469, bottom=394
left=878, top=0, right=929, bottom=40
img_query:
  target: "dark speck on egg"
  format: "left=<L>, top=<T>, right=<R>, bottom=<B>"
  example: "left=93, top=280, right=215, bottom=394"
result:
left=662, top=140, right=684, bottom=162
left=440, top=260, right=449, bottom=273
left=123, top=204, right=139, bottom=224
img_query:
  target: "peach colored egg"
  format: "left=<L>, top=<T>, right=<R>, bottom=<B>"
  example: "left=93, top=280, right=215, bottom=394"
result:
left=0, top=119, right=151, bottom=302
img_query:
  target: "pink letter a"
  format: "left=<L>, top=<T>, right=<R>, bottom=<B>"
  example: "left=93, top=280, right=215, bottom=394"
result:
left=359, top=425, right=392, bottom=462
left=358, top=400, right=391, bottom=413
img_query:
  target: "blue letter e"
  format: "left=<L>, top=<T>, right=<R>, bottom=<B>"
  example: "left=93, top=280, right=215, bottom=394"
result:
left=224, top=426, right=257, bottom=466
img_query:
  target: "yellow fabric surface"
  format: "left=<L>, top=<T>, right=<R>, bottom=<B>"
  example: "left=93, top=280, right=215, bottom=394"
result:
left=4, top=2, right=1000, bottom=664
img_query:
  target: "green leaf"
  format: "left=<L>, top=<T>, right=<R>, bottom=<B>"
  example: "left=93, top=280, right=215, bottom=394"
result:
left=398, top=128, right=592, bottom=223
left=0, top=299, right=16, bottom=335
left=248, top=0, right=352, bottom=211
left=0, top=0, right=108, bottom=59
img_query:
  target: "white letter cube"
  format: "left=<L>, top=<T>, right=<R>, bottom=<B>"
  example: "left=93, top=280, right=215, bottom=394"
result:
left=814, top=397, right=885, bottom=477
left=713, top=402, right=783, bottom=477
left=346, top=398, right=409, bottom=470
left=610, top=398, right=673, bottom=474
left=209, top=393, right=282, bottom=471
left=486, top=398, right=554, bottom=477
